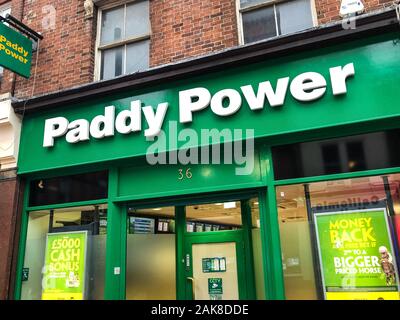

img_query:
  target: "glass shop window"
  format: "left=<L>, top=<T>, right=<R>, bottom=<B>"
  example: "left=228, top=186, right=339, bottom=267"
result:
left=21, top=204, right=108, bottom=300
left=272, top=129, right=400, bottom=180
left=29, top=171, right=108, bottom=207
left=98, top=1, right=150, bottom=80
left=186, top=201, right=242, bottom=233
left=249, top=197, right=266, bottom=299
left=277, top=174, right=400, bottom=300
left=126, top=206, right=176, bottom=299
left=239, top=0, right=314, bottom=44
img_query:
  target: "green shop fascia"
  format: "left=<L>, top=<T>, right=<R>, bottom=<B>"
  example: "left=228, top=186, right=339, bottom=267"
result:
left=13, top=9, right=400, bottom=300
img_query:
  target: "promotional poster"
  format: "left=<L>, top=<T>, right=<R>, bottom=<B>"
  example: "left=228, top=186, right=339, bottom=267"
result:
left=41, top=231, right=87, bottom=300
left=314, top=208, right=399, bottom=300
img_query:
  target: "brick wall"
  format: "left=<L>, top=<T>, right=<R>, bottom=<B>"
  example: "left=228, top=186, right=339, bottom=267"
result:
left=315, top=0, right=395, bottom=24
left=0, top=0, right=97, bottom=98
left=0, top=0, right=397, bottom=98
left=14, top=0, right=97, bottom=98
left=150, top=0, right=239, bottom=67
left=0, top=174, right=18, bottom=300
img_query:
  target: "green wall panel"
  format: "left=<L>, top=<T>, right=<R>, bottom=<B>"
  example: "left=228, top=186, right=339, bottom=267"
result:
left=18, top=33, right=400, bottom=174
left=117, top=149, right=262, bottom=199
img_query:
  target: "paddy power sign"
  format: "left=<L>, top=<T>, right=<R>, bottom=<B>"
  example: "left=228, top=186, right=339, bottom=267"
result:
left=42, top=231, right=87, bottom=300
left=0, top=22, right=32, bottom=78
left=314, top=208, right=400, bottom=300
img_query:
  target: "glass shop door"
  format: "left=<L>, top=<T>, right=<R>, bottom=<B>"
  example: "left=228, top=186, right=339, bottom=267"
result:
left=185, top=232, right=247, bottom=300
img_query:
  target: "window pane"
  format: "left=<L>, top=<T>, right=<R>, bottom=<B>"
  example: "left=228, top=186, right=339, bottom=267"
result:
left=242, top=6, right=277, bottom=43
left=126, top=1, right=150, bottom=38
left=29, top=171, right=108, bottom=207
left=272, top=129, right=400, bottom=180
left=278, top=174, right=400, bottom=300
left=126, top=40, right=150, bottom=74
left=277, top=184, right=318, bottom=299
left=21, top=205, right=108, bottom=300
left=276, top=0, right=313, bottom=35
left=322, top=144, right=341, bottom=174
left=250, top=198, right=266, bottom=299
left=126, top=206, right=176, bottom=299
left=186, top=201, right=242, bottom=232
left=101, top=46, right=124, bottom=80
left=100, top=6, right=124, bottom=45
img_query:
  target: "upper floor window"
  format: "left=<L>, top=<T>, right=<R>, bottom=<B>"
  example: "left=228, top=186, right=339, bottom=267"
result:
left=0, top=3, right=11, bottom=78
left=97, top=0, right=150, bottom=80
left=239, top=0, right=315, bottom=44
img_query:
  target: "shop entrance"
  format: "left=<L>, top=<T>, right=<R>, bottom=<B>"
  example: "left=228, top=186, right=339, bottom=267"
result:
left=125, top=194, right=263, bottom=300
left=185, top=232, right=246, bottom=300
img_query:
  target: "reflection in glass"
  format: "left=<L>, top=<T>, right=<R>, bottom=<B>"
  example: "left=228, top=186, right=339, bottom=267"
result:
left=272, top=130, right=400, bottom=180
left=126, top=1, right=150, bottom=38
left=276, top=0, right=313, bottom=35
left=126, top=40, right=150, bottom=74
left=242, top=6, right=277, bottom=43
left=101, top=46, right=124, bottom=80
left=29, top=171, right=108, bottom=207
left=101, top=6, right=124, bottom=45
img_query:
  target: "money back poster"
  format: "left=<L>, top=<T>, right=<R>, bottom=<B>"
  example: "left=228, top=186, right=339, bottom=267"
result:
left=314, top=208, right=400, bottom=300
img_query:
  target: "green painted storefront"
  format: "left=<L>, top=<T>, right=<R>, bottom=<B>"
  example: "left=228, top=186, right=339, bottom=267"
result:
left=13, top=16, right=400, bottom=300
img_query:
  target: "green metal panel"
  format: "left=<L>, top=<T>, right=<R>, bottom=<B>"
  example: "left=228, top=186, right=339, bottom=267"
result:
left=14, top=180, right=30, bottom=300
left=117, top=149, right=262, bottom=199
left=175, top=206, right=186, bottom=300
left=261, top=147, right=286, bottom=300
left=26, top=198, right=108, bottom=212
left=273, top=166, right=400, bottom=186
left=0, top=23, right=32, bottom=78
left=105, top=168, right=125, bottom=300
left=241, top=199, right=257, bottom=299
left=18, top=33, right=400, bottom=174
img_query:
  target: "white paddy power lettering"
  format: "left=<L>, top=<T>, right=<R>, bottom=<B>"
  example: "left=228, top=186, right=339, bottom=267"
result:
left=43, top=63, right=355, bottom=148
left=0, top=35, right=29, bottom=64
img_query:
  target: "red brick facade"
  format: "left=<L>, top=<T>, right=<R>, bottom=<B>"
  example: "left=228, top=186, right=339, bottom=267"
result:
left=0, top=0, right=97, bottom=98
left=0, top=0, right=396, bottom=99
left=149, top=0, right=239, bottom=66
left=0, top=172, right=20, bottom=300
left=315, top=0, right=394, bottom=24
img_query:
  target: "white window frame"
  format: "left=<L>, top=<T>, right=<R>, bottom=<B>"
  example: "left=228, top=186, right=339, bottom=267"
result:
left=94, top=0, right=151, bottom=81
left=236, top=0, right=318, bottom=45
left=0, top=2, right=12, bottom=78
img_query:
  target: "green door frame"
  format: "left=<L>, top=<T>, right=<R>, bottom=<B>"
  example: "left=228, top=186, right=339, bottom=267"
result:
left=184, top=231, right=248, bottom=300
left=122, top=192, right=259, bottom=300
left=181, top=197, right=257, bottom=300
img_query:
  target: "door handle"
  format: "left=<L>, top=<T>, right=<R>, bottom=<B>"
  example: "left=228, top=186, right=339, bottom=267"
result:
left=187, top=277, right=196, bottom=300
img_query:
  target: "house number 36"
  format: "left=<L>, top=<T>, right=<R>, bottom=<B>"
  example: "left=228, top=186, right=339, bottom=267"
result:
left=178, top=168, right=192, bottom=180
